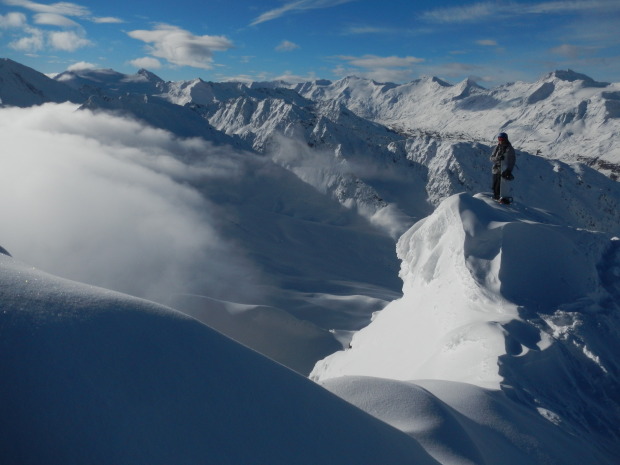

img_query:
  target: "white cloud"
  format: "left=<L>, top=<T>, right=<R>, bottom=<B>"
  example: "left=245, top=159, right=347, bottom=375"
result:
left=343, top=25, right=390, bottom=35
left=91, top=16, right=123, bottom=24
left=2, top=2, right=93, bottom=52
left=2, top=0, right=90, bottom=16
left=339, top=54, right=424, bottom=68
left=273, top=70, right=318, bottom=83
left=0, top=11, right=27, bottom=28
left=0, top=103, right=265, bottom=305
left=48, top=30, right=92, bottom=51
left=550, top=43, right=603, bottom=60
left=7, top=24, right=91, bottom=52
left=33, top=12, right=80, bottom=27
left=129, top=56, right=162, bottom=69
left=251, top=0, right=356, bottom=26
left=9, top=26, right=44, bottom=51
left=333, top=65, right=417, bottom=83
left=476, top=39, right=498, bottom=46
left=128, top=24, right=234, bottom=69
left=67, top=60, right=96, bottom=71
left=276, top=40, right=300, bottom=52
left=334, top=54, right=424, bottom=83
left=2, top=1, right=122, bottom=25
left=421, top=0, right=620, bottom=23
left=421, top=2, right=494, bottom=23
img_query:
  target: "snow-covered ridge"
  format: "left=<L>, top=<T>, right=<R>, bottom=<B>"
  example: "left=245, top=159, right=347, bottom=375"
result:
left=0, top=58, right=82, bottom=106
left=313, top=192, right=620, bottom=462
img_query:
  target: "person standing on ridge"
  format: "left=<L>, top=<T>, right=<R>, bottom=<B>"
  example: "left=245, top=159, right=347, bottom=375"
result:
left=490, top=132, right=516, bottom=204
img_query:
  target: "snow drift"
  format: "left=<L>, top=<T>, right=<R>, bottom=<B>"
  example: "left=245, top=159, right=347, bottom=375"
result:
left=312, top=193, right=620, bottom=463
left=0, top=252, right=438, bottom=465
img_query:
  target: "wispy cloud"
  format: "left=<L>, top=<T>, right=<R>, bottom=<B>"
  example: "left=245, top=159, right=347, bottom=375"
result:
left=0, top=11, right=27, bottom=28
left=343, top=25, right=388, bottom=35
left=251, top=0, right=356, bottom=26
left=33, top=12, right=80, bottom=27
left=476, top=39, right=498, bottom=47
left=2, top=0, right=123, bottom=23
left=334, top=54, right=424, bottom=83
left=129, top=56, right=162, bottom=69
left=2, top=0, right=90, bottom=17
left=421, top=2, right=494, bottom=23
left=338, top=54, right=424, bottom=69
left=128, top=24, right=234, bottom=69
left=91, top=16, right=123, bottom=24
left=275, top=40, right=300, bottom=52
left=273, top=70, right=318, bottom=82
left=550, top=43, right=600, bottom=59
left=66, top=61, right=96, bottom=71
left=421, top=0, right=620, bottom=23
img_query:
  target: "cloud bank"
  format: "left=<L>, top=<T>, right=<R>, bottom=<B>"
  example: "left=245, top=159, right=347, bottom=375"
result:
left=0, top=103, right=264, bottom=305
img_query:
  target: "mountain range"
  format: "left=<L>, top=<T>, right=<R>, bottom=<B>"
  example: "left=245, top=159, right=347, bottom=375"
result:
left=1, top=57, right=619, bottom=464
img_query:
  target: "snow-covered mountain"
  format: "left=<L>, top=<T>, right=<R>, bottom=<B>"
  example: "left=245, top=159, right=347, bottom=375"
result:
left=288, top=71, right=620, bottom=179
left=0, top=58, right=82, bottom=106
left=1, top=58, right=620, bottom=463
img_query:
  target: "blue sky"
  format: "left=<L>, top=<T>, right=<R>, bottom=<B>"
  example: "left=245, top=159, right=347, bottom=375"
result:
left=1, top=0, right=619, bottom=86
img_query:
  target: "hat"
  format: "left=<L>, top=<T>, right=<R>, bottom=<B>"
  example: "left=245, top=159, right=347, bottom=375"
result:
left=497, top=132, right=508, bottom=139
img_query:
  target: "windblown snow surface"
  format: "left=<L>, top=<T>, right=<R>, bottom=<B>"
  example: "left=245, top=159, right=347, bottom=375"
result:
left=0, top=251, right=438, bottom=465
left=312, top=193, right=620, bottom=464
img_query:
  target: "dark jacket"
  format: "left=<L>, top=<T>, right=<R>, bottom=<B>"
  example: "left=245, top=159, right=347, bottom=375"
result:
left=490, top=142, right=516, bottom=174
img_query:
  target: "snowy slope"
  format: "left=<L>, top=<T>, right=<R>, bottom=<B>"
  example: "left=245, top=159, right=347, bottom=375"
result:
left=312, top=192, right=620, bottom=463
left=56, top=66, right=166, bottom=96
left=79, top=93, right=249, bottom=147
left=322, top=377, right=614, bottom=465
left=0, top=251, right=439, bottom=465
left=0, top=102, right=402, bottom=374
left=0, top=58, right=82, bottom=106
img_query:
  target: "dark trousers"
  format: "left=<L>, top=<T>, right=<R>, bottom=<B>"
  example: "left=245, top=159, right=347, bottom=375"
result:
left=492, top=173, right=502, bottom=199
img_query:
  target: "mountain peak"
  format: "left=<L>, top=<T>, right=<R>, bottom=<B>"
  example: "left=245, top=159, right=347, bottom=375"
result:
left=413, top=75, right=452, bottom=88
left=0, top=58, right=81, bottom=106
left=136, top=68, right=164, bottom=83
left=545, top=69, right=609, bottom=87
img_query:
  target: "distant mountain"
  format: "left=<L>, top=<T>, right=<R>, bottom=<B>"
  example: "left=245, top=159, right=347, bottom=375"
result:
left=284, top=71, right=620, bottom=178
left=55, top=66, right=167, bottom=96
left=0, top=58, right=82, bottom=106
left=3, top=58, right=618, bottom=177
left=80, top=92, right=249, bottom=147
